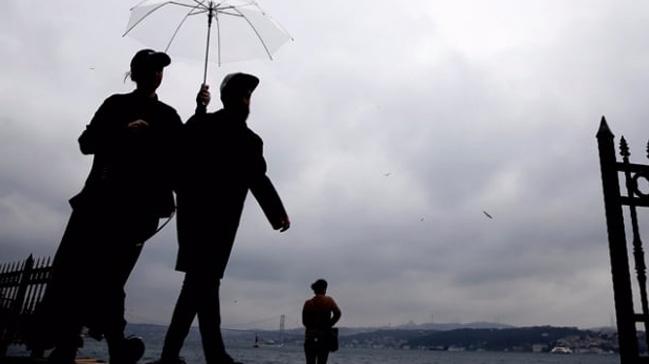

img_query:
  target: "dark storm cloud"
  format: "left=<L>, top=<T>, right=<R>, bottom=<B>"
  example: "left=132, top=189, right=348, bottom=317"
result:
left=2, top=0, right=649, bottom=329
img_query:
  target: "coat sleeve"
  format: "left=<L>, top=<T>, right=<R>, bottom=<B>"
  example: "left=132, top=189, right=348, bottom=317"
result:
left=78, top=96, right=117, bottom=155
left=248, top=136, right=288, bottom=229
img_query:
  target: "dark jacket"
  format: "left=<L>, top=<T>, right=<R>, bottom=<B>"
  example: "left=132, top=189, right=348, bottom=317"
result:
left=175, top=108, right=287, bottom=277
left=70, top=91, right=182, bottom=217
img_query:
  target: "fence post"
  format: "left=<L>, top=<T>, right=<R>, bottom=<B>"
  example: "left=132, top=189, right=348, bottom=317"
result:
left=597, top=117, right=639, bottom=362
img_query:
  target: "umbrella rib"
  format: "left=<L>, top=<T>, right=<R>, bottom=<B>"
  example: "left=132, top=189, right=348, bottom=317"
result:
left=165, top=4, right=206, bottom=52
left=218, top=10, right=243, bottom=17
left=188, top=0, right=210, bottom=10
left=129, top=0, right=150, bottom=11
left=229, top=7, right=273, bottom=60
left=124, top=2, right=176, bottom=36
left=170, top=1, right=209, bottom=10
left=188, top=9, right=209, bottom=16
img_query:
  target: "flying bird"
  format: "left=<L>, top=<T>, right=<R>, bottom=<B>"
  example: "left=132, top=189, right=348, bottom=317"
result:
left=482, top=211, right=493, bottom=219
left=384, top=172, right=392, bottom=177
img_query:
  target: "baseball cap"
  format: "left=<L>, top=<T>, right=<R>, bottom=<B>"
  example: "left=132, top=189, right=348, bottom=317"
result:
left=220, top=72, right=260, bottom=97
left=130, top=49, right=171, bottom=73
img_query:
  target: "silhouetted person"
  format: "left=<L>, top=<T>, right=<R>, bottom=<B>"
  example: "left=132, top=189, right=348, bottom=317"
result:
left=302, top=279, right=341, bottom=364
left=152, top=73, right=290, bottom=364
left=34, top=49, right=183, bottom=364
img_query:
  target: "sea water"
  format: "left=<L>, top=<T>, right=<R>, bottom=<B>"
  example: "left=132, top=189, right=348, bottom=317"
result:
left=7, top=326, right=621, bottom=364
left=75, top=341, right=618, bottom=364
left=7, top=342, right=620, bottom=364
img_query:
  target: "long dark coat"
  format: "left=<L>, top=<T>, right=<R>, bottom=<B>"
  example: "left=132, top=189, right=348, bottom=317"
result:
left=175, top=108, right=287, bottom=277
left=31, top=91, right=182, bottom=349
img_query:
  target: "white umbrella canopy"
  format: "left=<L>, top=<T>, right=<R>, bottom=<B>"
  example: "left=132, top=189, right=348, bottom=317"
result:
left=124, top=0, right=293, bottom=82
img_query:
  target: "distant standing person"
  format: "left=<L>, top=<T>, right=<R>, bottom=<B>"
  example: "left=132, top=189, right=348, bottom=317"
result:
left=151, top=73, right=290, bottom=364
left=302, top=279, right=342, bottom=364
left=33, top=49, right=184, bottom=364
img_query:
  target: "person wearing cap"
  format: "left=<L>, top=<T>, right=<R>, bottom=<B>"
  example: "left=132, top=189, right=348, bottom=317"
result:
left=302, top=279, right=341, bottom=364
left=151, top=73, right=290, bottom=364
left=33, top=49, right=193, bottom=364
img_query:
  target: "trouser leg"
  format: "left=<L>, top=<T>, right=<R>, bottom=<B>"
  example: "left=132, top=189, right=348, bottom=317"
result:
left=103, top=247, right=142, bottom=328
left=195, top=277, right=226, bottom=364
left=160, top=274, right=199, bottom=360
left=304, top=338, right=317, bottom=364
left=48, top=320, right=83, bottom=364
left=104, top=243, right=145, bottom=362
left=316, top=347, right=329, bottom=364
left=161, top=272, right=227, bottom=363
left=96, top=215, right=156, bottom=363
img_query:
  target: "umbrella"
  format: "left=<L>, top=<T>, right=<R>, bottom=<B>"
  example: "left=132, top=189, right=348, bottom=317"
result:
left=124, top=0, right=293, bottom=83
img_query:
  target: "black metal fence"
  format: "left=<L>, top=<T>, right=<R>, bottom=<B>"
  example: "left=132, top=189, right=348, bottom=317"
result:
left=0, top=254, right=52, bottom=356
left=598, top=117, right=649, bottom=363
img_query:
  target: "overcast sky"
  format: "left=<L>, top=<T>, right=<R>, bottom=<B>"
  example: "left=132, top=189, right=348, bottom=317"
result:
left=3, top=0, right=649, bottom=330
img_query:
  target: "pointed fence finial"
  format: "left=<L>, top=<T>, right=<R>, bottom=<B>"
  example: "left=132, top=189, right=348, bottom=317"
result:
left=597, top=116, right=613, bottom=139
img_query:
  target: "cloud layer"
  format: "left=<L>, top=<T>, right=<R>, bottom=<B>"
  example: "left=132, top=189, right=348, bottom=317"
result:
left=3, top=0, right=649, bottom=329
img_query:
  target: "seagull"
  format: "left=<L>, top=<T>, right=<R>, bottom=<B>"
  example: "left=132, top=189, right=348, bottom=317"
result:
left=419, top=217, right=424, bottom=222
left=482, top=211, right=493, bottom=219
left=384, top=172, right=392, bottom=177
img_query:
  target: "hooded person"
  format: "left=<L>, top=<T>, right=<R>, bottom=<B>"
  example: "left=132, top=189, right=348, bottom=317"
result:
left=31, top=49, right=193, bottom=364
left=151, top=73, right=290, bottom=364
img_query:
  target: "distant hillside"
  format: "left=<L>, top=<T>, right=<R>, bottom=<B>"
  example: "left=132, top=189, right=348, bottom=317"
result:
left=129, top=321, right=516, bottom=339
left=340, top=326, right=619, bottom=353
left=406, top=326, right=583, bottom=350
left=124, top=323, right=620, bottom=353
left=394, top=321, right=514, bottom=331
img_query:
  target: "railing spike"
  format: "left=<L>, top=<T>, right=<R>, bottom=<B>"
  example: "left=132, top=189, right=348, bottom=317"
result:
left=620, top=136, right=630, bottom=158
left=597, top=115, right=613, bottom=139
